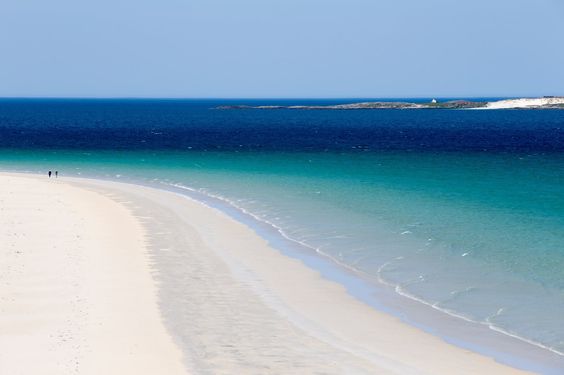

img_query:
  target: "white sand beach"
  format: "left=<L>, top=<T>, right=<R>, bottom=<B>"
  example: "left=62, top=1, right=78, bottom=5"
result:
left=0, top=174, right=188, bottom=375
left=0, top=173, right=532, bottom=374
left=485, top=97, right=564, bottom=109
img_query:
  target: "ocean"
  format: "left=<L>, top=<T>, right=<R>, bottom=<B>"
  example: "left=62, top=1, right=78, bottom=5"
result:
left=1, top=99, right=563, bottom=369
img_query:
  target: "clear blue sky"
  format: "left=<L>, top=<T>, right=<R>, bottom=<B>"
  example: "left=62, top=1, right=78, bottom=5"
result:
left=1, top=0, right=563, bottom=98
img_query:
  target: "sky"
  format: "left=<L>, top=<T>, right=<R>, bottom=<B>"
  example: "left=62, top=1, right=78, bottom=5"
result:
left=0, top=0, right=563, bottom=98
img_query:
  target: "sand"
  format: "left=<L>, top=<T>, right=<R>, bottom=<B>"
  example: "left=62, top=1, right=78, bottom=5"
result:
left=0, top=173, right=532, bottom=374
left=0, top=174, right=188, bottom=375
left=485, top=97, right=564, bottom=109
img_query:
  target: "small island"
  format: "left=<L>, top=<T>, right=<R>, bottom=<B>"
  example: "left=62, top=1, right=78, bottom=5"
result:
left=217, top=97, right=564, bottom=110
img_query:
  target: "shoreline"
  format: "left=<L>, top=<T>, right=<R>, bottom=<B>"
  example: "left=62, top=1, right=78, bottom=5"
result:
left=158, top=179, right=564, bottom=373
left=1, top=171, right=561, bottom=373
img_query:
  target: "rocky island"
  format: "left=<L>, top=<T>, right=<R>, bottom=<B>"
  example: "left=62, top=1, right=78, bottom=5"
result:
left=217, top=97, right=564, bottom=110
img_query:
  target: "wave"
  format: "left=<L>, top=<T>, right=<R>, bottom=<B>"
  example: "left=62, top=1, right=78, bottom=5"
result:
left=162, top=181, right=564, bottom=358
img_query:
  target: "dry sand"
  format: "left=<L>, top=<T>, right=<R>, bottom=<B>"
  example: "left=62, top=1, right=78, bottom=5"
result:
left=0, top=174, right=187, bottom=375
left=485, top=97, right=564, bottom=109
left=0, top=173, right=532, bottom=374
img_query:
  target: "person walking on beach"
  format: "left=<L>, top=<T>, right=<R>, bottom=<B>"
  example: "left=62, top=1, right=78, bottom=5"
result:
left=48, top=171, right=52, bottom=178
left=55, top=171, right=58, bottom=178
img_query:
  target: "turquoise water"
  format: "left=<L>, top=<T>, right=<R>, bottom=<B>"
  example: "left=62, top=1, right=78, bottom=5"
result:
left=2, top=148, right=564, bottom=359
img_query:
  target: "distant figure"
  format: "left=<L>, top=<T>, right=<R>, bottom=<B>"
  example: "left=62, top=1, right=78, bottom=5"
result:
left=48, top=171, right=52, bottom=178
left=55, top=171, right=58, bottom=178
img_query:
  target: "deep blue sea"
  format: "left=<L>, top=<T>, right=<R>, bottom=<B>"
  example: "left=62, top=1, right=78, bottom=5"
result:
left=1, top=99, right=563, bottom=369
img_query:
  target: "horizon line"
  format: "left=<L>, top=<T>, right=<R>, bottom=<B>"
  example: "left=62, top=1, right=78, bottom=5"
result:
left=0, top=95, right=560, bottom=101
